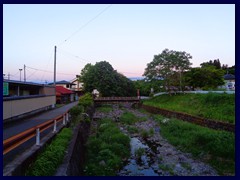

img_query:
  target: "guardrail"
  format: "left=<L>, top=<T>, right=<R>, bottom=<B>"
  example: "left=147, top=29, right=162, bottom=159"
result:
left=3, top=111, right=70, bottom=155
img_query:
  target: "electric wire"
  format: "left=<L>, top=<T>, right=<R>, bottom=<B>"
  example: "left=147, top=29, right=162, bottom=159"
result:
left=58, top=4, right=112, bottom=46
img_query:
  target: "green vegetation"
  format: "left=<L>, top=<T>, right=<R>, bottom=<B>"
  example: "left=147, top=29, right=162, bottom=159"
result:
left=135, top=148, right=145, bottom=161
left=159, top=164, right=175, bottom=175
left=119, top=112, right=138, bottom=125
left=126, top=126, right=139, bottom=134
left=78, top=93, right=93, bottom=109
left=69, top=105, right=84, bottom=119
left=154, top=114, right=235, bottom=175
left=97, top=104, right=113, bottom=113
left=120, top=112, right=147, bottom=125
left=84, top=118, right=130, bottom=176
left=143, top=93, right=235, bottom=123
left=26, top=128, right=72, bottom=176
left=79, top=61, right=136, bottom=97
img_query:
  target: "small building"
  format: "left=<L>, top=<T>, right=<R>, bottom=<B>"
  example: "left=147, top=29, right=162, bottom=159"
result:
left=56, top=86, right=75, bottom=104
left=223, top=74, right=235, bottom=90
left=49, top=79, right=84, bottom=101
left=3, top=79, right=56, bottom=122
left=69, top=77, right=84, bottom=100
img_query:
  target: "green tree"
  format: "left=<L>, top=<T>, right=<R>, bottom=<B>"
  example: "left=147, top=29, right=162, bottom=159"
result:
left=184, top=66, right=225, bottom=90
left=79, top=61, right=136, bottom=97
left=143, top=49, right=192, bottom=92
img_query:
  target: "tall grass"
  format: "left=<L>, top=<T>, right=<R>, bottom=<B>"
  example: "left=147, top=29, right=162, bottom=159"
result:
left=26, top=128, right=72, bottom=176
left=84, top=118, right=130, bottom=176
left=97, top=104, right=113, bottom=113
left=120, top=112, right=146, bottom=125
left=154, top=115, right=235, bottom=175
left=143, top=93, right=235, bottom=123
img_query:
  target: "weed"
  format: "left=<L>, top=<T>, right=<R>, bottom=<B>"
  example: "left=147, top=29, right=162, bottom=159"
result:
left=25, top=128, right=72, bottom=176
left=156, top=116, right=235, bottom=175
left=84, top=118, right=130, bottom=176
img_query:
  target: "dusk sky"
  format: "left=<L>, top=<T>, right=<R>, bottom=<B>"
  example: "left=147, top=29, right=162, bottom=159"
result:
left=3, top=4, right=235, bottom=83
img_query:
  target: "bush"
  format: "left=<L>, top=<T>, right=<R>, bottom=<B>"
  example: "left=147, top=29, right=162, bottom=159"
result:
left=69, top=105, right=84, bottom=119
left=79, top=93, right=93, bottom=109
left=84, top=118, right=130, bottom=176
left=26, top=128, right=72, bottom=176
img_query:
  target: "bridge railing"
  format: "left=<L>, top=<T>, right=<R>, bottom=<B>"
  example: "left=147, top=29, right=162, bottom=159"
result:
left=3, top=111, right=70, bottom=155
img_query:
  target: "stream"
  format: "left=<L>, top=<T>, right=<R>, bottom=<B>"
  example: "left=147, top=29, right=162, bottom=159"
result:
left=93, top=104, right=218, bottom=176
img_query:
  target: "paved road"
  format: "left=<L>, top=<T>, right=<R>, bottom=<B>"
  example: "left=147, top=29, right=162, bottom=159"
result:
left=3, top=101, right=78, bottom=140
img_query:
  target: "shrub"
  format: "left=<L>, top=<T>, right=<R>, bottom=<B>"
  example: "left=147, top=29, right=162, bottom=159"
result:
left=26, top=128, right=72, bottom=176
left=84, top=118, right=130, bottom=176
left=79, top=93, right=93, bottom=109
left=69, top=105, right=84, bottom=119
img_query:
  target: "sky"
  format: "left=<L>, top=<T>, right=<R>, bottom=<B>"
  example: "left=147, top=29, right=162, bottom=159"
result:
left=3, top=4, right=235, bottom=83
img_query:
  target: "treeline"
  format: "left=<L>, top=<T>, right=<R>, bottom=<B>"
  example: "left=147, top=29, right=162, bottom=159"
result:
left=78, top=49, right=234, bottom=97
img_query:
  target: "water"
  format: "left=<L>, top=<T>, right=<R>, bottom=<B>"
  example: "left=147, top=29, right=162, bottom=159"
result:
left=118, top=137, right=159, bottom=176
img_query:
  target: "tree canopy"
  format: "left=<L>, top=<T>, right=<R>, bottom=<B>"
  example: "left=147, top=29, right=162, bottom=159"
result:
left=79, top=61, right=136, bottom=97
left=184, top=66, right=225, bottom=90
left=143, top=49, right=192, bottom=91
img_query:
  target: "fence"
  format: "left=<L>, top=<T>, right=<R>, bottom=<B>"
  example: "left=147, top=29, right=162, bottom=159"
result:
left=3, top=111, right=70, bottom=155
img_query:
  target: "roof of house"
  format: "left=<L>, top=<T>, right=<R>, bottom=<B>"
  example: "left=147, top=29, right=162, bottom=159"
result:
left=56, top=86, right=74, bottom=95
left=223, top=74, right=235, bottom=80
left=49, top=80, right=75, bottom=85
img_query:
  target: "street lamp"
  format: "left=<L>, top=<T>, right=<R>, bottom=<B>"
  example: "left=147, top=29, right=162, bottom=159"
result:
left=19, top=69, right=22, bottom=81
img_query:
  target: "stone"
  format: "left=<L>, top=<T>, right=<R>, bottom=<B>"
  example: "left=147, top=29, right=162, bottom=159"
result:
left=99, top=160, right=106, bottom=166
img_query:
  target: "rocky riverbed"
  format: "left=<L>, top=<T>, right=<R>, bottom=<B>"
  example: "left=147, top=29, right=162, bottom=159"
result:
left=93, top=104, right=218, bottom=176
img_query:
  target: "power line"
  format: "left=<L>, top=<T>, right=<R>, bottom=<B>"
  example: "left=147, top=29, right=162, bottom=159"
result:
left=26, top=65, right=77, bottom=76
left=58, top=48, right=90, bottom=63
left=58, top=4, right=112, bottom=46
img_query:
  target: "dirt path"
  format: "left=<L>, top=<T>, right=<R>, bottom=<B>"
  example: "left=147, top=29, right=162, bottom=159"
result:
left=93, top=104, right=218, bottom=176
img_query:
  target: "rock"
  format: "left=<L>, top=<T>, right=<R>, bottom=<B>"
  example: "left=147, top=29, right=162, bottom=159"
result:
left=99, top=160, right=106, bottom=166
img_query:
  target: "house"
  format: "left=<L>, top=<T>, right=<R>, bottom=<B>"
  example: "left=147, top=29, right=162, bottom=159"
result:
left=69, top=77, right=84, bottom=99
left=49, top=79, right=84, bottom=100
left=223, top=74, right=235, bottom=90
left=3, top=79, right=55, bottom=122
left=56, top=86, right=75, bottom=104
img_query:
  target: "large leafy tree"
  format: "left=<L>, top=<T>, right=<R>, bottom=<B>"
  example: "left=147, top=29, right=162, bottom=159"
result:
left=79, top=61, right=136, bottom=97
left=143, top=49, right=192, bottom=92
left=184, top=66, right=225, bottom=90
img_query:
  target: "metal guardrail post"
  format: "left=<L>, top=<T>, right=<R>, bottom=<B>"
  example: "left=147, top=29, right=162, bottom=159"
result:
left=63, top=115, right=66, bottom=125
left=66, top=113, right=69, bottom=122
left=53, top=120, right=57, bottom=132
left=36, top=128, right=40, bottom=145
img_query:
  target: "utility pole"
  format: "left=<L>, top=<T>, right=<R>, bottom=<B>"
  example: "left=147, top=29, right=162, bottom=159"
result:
left=54, top=46, right=57, bottom=86
left=19, top=69, right=23, bottom=81
left=24, top=64, right=26, bottom=82
left=8, top=73, right=10, bottom=80
left=53, top=45, right=57, bottom=108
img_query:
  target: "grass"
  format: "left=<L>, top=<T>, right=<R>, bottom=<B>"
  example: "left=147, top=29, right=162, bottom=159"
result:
left=84, top=118, right=130, bottom=176
left=126, top=126, right=139, bottom=134
left=119, top=112, right=138, bottom=125
left=154, top=114, right=235, bottom=175
left=119, top=111, right=147, bottom=125
left=25, top=128, right=73, bottom=176
left=143, top=93, right=235, bottom=123
left=159, top=164, right=175, bottom=175
left=97, top=105, right=113, bottom=113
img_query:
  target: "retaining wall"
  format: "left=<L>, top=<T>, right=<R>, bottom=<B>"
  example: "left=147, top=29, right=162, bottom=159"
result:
left=55, top=106, right=94, bottom=176
left=141, top=104, right=235, bottom=133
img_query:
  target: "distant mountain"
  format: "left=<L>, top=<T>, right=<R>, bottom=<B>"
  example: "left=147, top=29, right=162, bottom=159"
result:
left=128, top=77, right=145, bottom=81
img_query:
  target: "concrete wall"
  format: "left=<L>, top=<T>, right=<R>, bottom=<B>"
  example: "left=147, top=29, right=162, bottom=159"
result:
left=141, top=104, right=235, bottom=133
left=3, top=95, right=56, bottom=120
left=39, top=86, right=55, bottom=95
